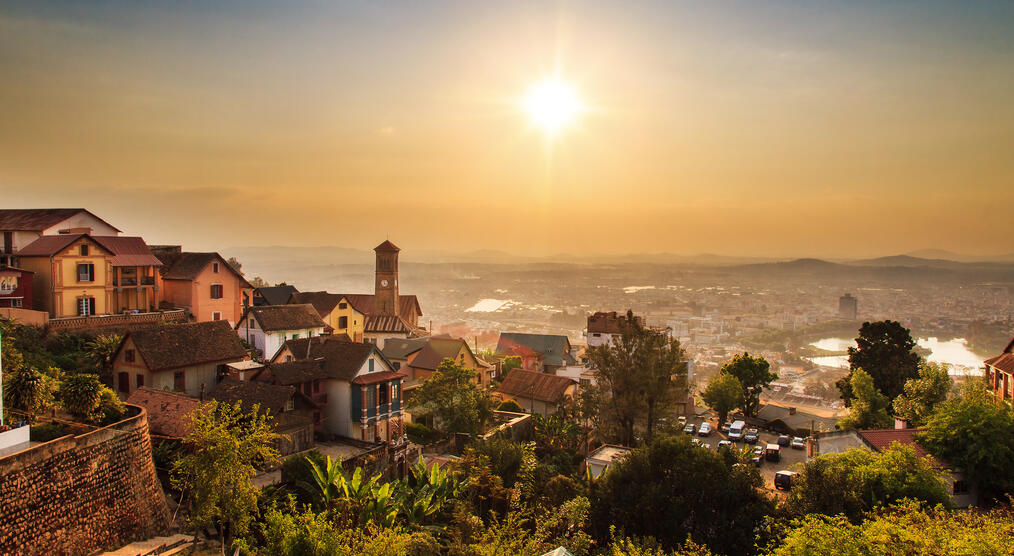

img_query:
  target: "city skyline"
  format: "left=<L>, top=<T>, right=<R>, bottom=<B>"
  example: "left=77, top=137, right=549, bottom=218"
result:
left=1, top=1, right=1012, bottom=257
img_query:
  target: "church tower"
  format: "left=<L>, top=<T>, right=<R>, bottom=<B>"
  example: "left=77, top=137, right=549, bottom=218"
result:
left=374, top=240, right=400, bottom=316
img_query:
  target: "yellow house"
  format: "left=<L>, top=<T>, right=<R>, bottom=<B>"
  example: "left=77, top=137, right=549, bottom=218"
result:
left=17, top=234, right=162, bottom=318
left=288, top=291, right=366, bottom=341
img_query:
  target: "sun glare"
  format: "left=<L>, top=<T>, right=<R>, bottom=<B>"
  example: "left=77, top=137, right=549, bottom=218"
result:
left=523, top=78, right=582, bottom=134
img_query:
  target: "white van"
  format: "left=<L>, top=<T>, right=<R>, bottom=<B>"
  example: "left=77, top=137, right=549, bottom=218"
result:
left=728, top=420, right=746, bottom=441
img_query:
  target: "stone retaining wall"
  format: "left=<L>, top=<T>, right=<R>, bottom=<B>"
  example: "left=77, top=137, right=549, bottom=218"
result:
left=0, top=405, right=171, bottom=555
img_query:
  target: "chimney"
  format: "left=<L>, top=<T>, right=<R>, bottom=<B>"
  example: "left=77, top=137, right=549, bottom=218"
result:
left=895, top=418, right=909, bottom=430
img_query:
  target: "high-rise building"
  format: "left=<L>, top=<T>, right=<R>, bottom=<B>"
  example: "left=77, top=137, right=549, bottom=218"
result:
left=838, top=293, right=858, bottom=320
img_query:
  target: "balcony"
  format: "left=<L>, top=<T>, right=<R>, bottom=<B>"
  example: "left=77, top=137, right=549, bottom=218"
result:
left=113, top=276, right=155, bottom=287
left=49, top=309, right=187, bottom=331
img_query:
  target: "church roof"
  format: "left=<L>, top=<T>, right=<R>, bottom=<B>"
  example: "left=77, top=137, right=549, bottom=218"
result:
left=374, top=240, right=400, bottom=252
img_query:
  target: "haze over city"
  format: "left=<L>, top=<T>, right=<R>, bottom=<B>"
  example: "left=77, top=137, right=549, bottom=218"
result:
left=2, top=1, right=1013, bottom=258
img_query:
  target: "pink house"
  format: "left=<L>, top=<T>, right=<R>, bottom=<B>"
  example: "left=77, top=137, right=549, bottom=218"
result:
left=152, top=247, right=253, bottom=326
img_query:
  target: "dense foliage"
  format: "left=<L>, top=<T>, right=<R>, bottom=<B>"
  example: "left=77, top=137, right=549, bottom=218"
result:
left=892, top=361, right=952, bottom=426
left=918, top=380, right=1014, bottom=504
left=588, top=435, right=772, bottom=555
left=836, top=369, right=892, bottom=430
left=718, top=353, right=776, bottom=417
left=585, top=312, right=689, bottom=445
left=701, top=372, right=743, bottom=425
left=781, top=445, right=951, bottom=522
left=407, top=359, right=494, bottom=435
left=837, top=320, right=920, bottom=405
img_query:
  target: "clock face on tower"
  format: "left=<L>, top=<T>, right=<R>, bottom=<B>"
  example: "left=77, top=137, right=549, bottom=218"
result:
left=381, top=279, right=389, bottom=287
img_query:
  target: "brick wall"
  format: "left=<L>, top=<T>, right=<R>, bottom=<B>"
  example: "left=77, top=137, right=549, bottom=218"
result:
left=0, top=405, right=171, bottom=555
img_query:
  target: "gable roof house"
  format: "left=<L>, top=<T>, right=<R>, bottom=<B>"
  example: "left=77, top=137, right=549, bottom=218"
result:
left=209, top=378, right=318, bottom=455
left=16, top=234, right=163, bottom=319
left=236, top=304, right=327, bottom=361
left=0, top=208, right=120, bottom=266
left=288, top=291, right=368, bottom=341
left=496, top=368, right=577, bottom=416
left=586, top=311, right=644, bottom=348
left=383, top=335, right=494, bottom=389
left=984, top=336, right=1014, bottom=406
left=152, top=246, right=253, bottom=326
left=253, top=285, right=299, bottom=306
left=496, top=332, right=578, bottom=374
left=125, top=387, right=203, bottom=439
left=263, top=336, right=405, bottom=443
left=111, top=320, right=248, bottom=398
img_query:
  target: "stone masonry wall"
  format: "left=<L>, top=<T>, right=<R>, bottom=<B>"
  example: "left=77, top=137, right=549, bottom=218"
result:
left=0, top=405, right=171, bottom=555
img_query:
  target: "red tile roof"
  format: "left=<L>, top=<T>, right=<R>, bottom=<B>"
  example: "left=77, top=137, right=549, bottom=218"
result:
left=341, top=293, right=423, bottom=318
left=587, top=311, right=643, bottom=334
left=126, top=387, right=201, bottom=438
left=274, top=336, right=387, bottom=381
left=857, top=429, right=930, bottom=459
left=16, top=234, right=162, bottom=267
left=289, top=291, right=342, bottom=318
left=243, top=304, right=327, bottom=332
left=0, top=209, right=121, bottom=232
left=496, top=369, right=576, bottom=404
left=986, top=353, right=1014, bottom=375
left=16, top=234, right=107, bottom=257
left=365, top=314, right=426, bottom=335
left=374, top=240, right=400, bottom=252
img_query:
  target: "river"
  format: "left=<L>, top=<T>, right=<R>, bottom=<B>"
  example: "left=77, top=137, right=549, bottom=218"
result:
left=808, top=337, right=984, bottom=376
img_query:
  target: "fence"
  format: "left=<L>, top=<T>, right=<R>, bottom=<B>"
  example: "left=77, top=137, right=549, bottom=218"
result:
left=48, top=309, right=187, bottom=331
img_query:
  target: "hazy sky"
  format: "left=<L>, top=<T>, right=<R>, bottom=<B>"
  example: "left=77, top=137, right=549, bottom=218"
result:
left=1, top=1, right=1012, bottom=257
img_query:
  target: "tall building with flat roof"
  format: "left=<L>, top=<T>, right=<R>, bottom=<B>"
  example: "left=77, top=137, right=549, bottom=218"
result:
left=838, top=293, right=858, bottom=320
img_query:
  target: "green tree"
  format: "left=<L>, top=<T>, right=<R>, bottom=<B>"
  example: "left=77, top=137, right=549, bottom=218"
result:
left=701, top=372, right=743, bottom=425
left=836, top=320, right=920, bottom=405
left=588, top=435, right=772, bottom=555
left=585, top=311, right=689, bottom=445
left=837, top=369, right=892, bottom=430
left=771, top=499, right=1014, bottom=556
left=226, top=256, right=244, bottom=276
left=782, top=445, right=951, bottom=522
left=892, top=361, right=952, bottom=426
left=83, top=333, right=122, bottom=383
left=918, top=380, right=1014, bottom=504
left=58, top=373, right=103, bottom=420
left=172, top=400, right=280, bottom=551
left=501, top=355, right=523, bottom=376
left=720, top=352, right=776, bottom=417
left=407, top=359, right=494, bottom=434
left=497, top=399, right=525, bottom=413
left=3, top=366, right=54, bottom=421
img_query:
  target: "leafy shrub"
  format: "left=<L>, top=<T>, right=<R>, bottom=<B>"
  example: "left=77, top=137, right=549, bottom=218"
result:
left=96, top=386, right=126, bottom=424
left=30, top=422, right=68, bottom=442
left=406, top=421, right=444, bottom=445
left=496, top=399, right=525, bottom=413
left=58, top=373, right=103, bottom=420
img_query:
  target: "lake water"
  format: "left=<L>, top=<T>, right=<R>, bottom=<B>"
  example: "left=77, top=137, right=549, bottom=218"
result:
left=465, top=298, right=514, bottom=312
left=808, top=337, right=984, bottom=376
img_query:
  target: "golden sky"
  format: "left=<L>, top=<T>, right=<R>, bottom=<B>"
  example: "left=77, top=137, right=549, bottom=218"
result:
left=1, top=1, right=1012, bottom=257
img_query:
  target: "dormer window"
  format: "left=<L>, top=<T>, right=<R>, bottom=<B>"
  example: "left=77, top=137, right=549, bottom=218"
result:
left=79, top=244, right=89, bottom=256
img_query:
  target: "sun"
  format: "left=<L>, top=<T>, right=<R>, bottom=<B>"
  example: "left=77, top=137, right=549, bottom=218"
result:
left=523, top=78, right=582, bottom=134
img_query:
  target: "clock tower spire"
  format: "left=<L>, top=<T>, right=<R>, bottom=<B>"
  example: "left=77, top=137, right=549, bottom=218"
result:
left=374, top=240, right=400, bottom=316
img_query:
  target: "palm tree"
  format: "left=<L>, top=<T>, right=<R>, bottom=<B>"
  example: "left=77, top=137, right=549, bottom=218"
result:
left=84, top=333, right=122, bottom=384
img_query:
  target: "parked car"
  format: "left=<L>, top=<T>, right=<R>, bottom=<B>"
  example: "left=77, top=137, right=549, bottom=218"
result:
left=774, top=470, right=798, bottom=491
left=777, top=435, right=791, bottom=447
left=678, top=415, right=687, bottom=425
left=684, top=423, right=696, bottom=434
left=751, top=445, right=764, bottom=467
left=765, top=443, right=781, bottom=462
left=698, top=422, right=712, bottom=437
left=721, top=421, right=733, bottom=433
left=791, top=437, right=806, bottom=450
left=717, top=440, right=733, bottom=450
left=691, top=437, right=704, bottom=447
left=744, top=429, right=759, bottom=444
left=728, top=420, right=746, bottom=441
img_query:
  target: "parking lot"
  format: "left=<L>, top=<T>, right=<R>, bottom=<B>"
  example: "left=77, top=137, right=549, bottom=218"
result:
left=679, top=412, right=810, bottom=492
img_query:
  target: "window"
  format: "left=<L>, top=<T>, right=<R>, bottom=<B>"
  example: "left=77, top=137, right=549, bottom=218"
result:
left=953, top=480, right=969, bottom=495
left=79, top=244, right=89, bottom=256
left=213, top=262, right=220, bottom=273
left=313, top=410, right=321, bottom=424
left=292, top=333, right=301, bottom=340
left=210, top=284, right=224, bottom=299
left=394, top=361, right=401, bottom=370
left=285, top=398, right=294, bottom=411
left=212, top=311, right=222, bottom=321
left=117, top=372, right=130, bottom=392
left=379, top=384, right=389, bottom=405
left=173, top=371, right=185, bottom=391
left=338, top=316, right=348, bottom=329
left=249, top=318, right=257, bottom=329
left=338, top=302, right=347, bottom=309
left=125, top=349, right=135, bottom=363
left=136, top=374, right=144, bottom=388
left=392, top=382, right=399, bottom=402
left=77, top=263, right=95, bottom=283
left=592, top=333, right=601, bottom=337
left=368, top=359, right=375, bottom=372
left=285, top=355, right=293, bottom=362
left=77, top=297, right=96, bottom=316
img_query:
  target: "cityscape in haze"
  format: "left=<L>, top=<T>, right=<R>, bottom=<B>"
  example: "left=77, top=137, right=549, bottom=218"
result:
left=1, top=1, right=1013, bottom=555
